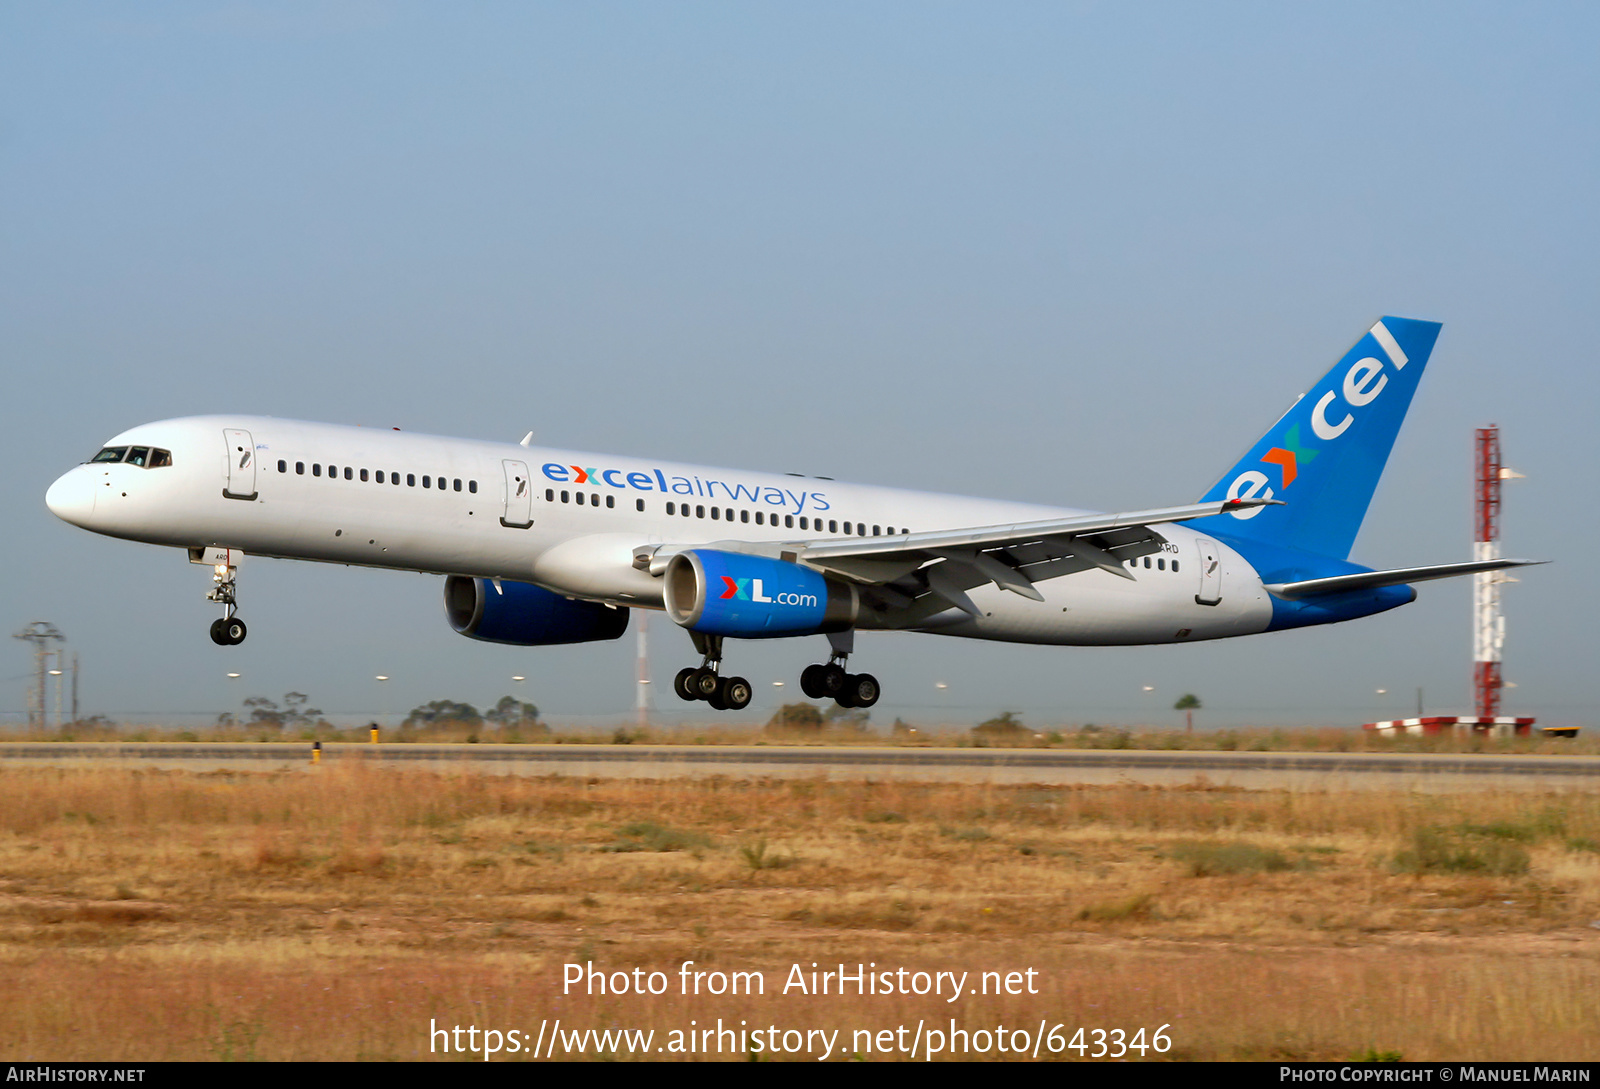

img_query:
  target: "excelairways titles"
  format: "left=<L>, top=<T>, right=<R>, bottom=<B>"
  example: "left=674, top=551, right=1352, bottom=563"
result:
left=540, top=462, right=831, bottom=514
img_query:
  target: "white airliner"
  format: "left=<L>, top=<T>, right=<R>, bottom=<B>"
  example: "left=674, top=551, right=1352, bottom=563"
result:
left=45, top=317, right=1537, bottom=711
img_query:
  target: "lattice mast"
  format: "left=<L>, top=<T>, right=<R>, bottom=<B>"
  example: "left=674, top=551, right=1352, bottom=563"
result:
left=1473, top=426, right=1504, bottom=717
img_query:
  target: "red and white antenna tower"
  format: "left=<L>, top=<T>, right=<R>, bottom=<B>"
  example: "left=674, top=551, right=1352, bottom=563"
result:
left=1473, top=426, right=1521, bottom=717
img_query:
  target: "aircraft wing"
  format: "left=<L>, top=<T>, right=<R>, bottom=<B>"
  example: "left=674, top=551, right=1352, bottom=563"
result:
left=783, top=497, right=1277, bottom=621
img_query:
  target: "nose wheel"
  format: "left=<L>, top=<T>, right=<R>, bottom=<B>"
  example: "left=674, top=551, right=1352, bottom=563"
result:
left=674, top=633, right=752, bottom=711
left=206, top=563, right=247, bottom=645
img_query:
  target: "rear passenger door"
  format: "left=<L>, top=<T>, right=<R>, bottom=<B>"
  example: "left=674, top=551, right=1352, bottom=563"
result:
left=1194, top=537, right=1222, bottom=605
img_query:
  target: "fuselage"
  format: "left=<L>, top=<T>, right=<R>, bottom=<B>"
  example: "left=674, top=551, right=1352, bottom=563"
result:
left=45, top=415, right=1277, bottom=646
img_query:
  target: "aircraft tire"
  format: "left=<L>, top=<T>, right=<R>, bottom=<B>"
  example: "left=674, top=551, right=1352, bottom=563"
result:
left=691, top=668, right=720, bottom=700
left=848, top=672, right=880, bottom=708
left=721, top=676, right=752, bottom=711
left=209, top=619, right=229, bottom=646
left=674, top=667, right=700, bottom=702
left=800, top=664, right=826, bottom=698
left=223, top=618, right=247, bottom=645
left=819, top=664, right=847, bottom=697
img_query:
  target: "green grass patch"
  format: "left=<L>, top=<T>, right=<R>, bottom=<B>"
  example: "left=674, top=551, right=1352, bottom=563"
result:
left=1166, top=840, right=1295, bottom=876
left=1393, top=827, right=1529, bottom=876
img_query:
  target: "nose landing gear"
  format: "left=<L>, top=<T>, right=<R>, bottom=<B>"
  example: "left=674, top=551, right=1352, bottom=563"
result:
left=673, top=632, right=752, bottom=711
left=206, top=563, right=247, bottom=645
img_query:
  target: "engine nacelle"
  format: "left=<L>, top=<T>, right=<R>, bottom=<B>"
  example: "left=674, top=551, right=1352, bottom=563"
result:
left=445, top=576, right=629, bottom=646
left=662, top=550, right=857, bottom=637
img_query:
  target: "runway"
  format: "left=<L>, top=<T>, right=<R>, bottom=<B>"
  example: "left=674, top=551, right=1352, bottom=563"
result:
left=1, top=741, right=1596, bottom=791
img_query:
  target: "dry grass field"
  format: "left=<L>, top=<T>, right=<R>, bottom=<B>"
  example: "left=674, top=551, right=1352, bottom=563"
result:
left=0, top=761, right=1596, bottom=1061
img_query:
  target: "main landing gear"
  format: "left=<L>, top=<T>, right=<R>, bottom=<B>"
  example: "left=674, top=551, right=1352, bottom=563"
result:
left=800, top=629, right=879, bottom=709
left=206, top=563, right=247, bottom=646
left=674, top=632, right=753, bottom=711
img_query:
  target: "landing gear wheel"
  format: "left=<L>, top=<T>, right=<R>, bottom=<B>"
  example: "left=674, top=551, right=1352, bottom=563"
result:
left=800, top=663, right=826, bottom=698
left=719, top=676, right=753, bottom=711
left=707, top=683, right=728, bottom=711
left=675, top=667, right=700, bottom=702
left=691, top=668, right=721, bottom=700
left=209, top=619, right=229, bottom=646
left=844, top=672, right=879, bottom=708
left=819, top=663, right=847, bottom=698
left=223, top=618, right=247, bottom=645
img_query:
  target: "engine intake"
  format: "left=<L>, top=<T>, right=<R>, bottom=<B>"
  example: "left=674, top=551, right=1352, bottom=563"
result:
left=662, top=550, right=857, bottom=637
left=445, top=576, right=629, bottom=646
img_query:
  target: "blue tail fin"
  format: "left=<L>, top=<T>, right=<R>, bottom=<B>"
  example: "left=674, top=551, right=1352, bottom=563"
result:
left=1182, top=317, right=1442, bottom=560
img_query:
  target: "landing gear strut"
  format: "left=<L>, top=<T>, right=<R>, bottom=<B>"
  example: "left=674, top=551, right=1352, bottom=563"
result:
left=674, top=631, right=752, bottom=711
left=206, top=564, right=247, bottom=646
left=800, top=630, right=879, bottom=708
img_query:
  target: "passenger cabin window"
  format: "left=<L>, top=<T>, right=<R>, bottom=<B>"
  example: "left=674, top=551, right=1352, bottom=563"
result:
left=360, top=469, right=369, bottom=482
left=296, top=462, right=305, bottom=475
left=469, top=481, right=477, bottom=493
left=375, top=471, right=384, bottom=483
left=392, top=473, right=400, bottom=486
left=313, top=464, right=321, bottom=477
left=785, top=515, right=794, bottom=528
left=343, top=467, right=352, bottom=480
left=407, top=474, right=415, bottom=487
left=606, top=495, right=615, bottom=509
left=277, top=459, right=287, bottom=473
left=635, top=499, right=644, bottom=512
left=666, top=502, right=676, bottom=515
left=90, top=447, right=129, bottom=464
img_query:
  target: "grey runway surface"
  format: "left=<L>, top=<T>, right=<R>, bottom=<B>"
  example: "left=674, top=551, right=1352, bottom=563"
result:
left=1, top=742, right=1596, bottom=791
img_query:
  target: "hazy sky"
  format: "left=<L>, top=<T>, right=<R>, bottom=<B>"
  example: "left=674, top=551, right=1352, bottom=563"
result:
left=4, top=2, right=1596, bottom=730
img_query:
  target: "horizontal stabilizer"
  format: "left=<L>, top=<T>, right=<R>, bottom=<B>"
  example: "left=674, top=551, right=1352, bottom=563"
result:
left=1265, top=558, right=1546, bottom=600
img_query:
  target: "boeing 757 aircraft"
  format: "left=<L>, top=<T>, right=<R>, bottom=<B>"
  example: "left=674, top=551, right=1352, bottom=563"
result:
left=45, top=317, right=1538, bottom=711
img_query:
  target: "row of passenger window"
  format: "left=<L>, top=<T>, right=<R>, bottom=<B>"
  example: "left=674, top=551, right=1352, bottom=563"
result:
left=90, top=446, right=173, bottom=468
left=542, top=487, right=906, bottom=536
left=663, top=500, right=901, bottom=536
left=546, top=489, right=643, bottom=512
left=278, top=459, right=477, bottom=493
left=1129, top=556, right=1179, bottom=572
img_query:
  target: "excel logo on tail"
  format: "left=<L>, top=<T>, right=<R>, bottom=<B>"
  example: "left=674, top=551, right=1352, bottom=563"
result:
left=1226, top=320, right=1409, bottom=520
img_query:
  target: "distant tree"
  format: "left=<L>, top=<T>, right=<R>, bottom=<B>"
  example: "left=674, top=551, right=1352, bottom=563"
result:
left=243, top=696, right=284, bottom=730
left=1174, top=693, right=1201, bottom=733
left=403, top=700, right=482, bottom=729
left=484, top=695, right=540, bottom=728
left=281, top=692, right=323, bottom=729
left=767, top=702, right=824, bottom=733
left=823, top=703, right=870, bottom=731
left=973, top=711, right=1028, bottom=741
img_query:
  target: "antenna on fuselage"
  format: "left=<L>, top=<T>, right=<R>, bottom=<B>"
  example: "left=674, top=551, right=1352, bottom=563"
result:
left=520, top=432, right=533, bottom=447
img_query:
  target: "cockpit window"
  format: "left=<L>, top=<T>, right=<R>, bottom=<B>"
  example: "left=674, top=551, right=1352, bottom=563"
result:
left=148, top=448, right=172, bottom=468
left=90, top=447, right=128, bottom=464
left=125, top=447, right=150, bottom=467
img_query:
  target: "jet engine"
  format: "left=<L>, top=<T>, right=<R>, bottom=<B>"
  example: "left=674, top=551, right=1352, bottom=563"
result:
left=662, top=550, right=856, bottom=637
left=444, top=576, right=629, bottom=646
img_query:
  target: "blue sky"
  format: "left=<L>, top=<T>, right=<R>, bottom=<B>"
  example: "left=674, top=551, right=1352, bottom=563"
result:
left=4, top=3, right=1596, bottom=729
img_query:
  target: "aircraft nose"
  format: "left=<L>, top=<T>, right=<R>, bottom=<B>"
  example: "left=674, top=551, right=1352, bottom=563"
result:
left=45, top=468, right=96, bottom=527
